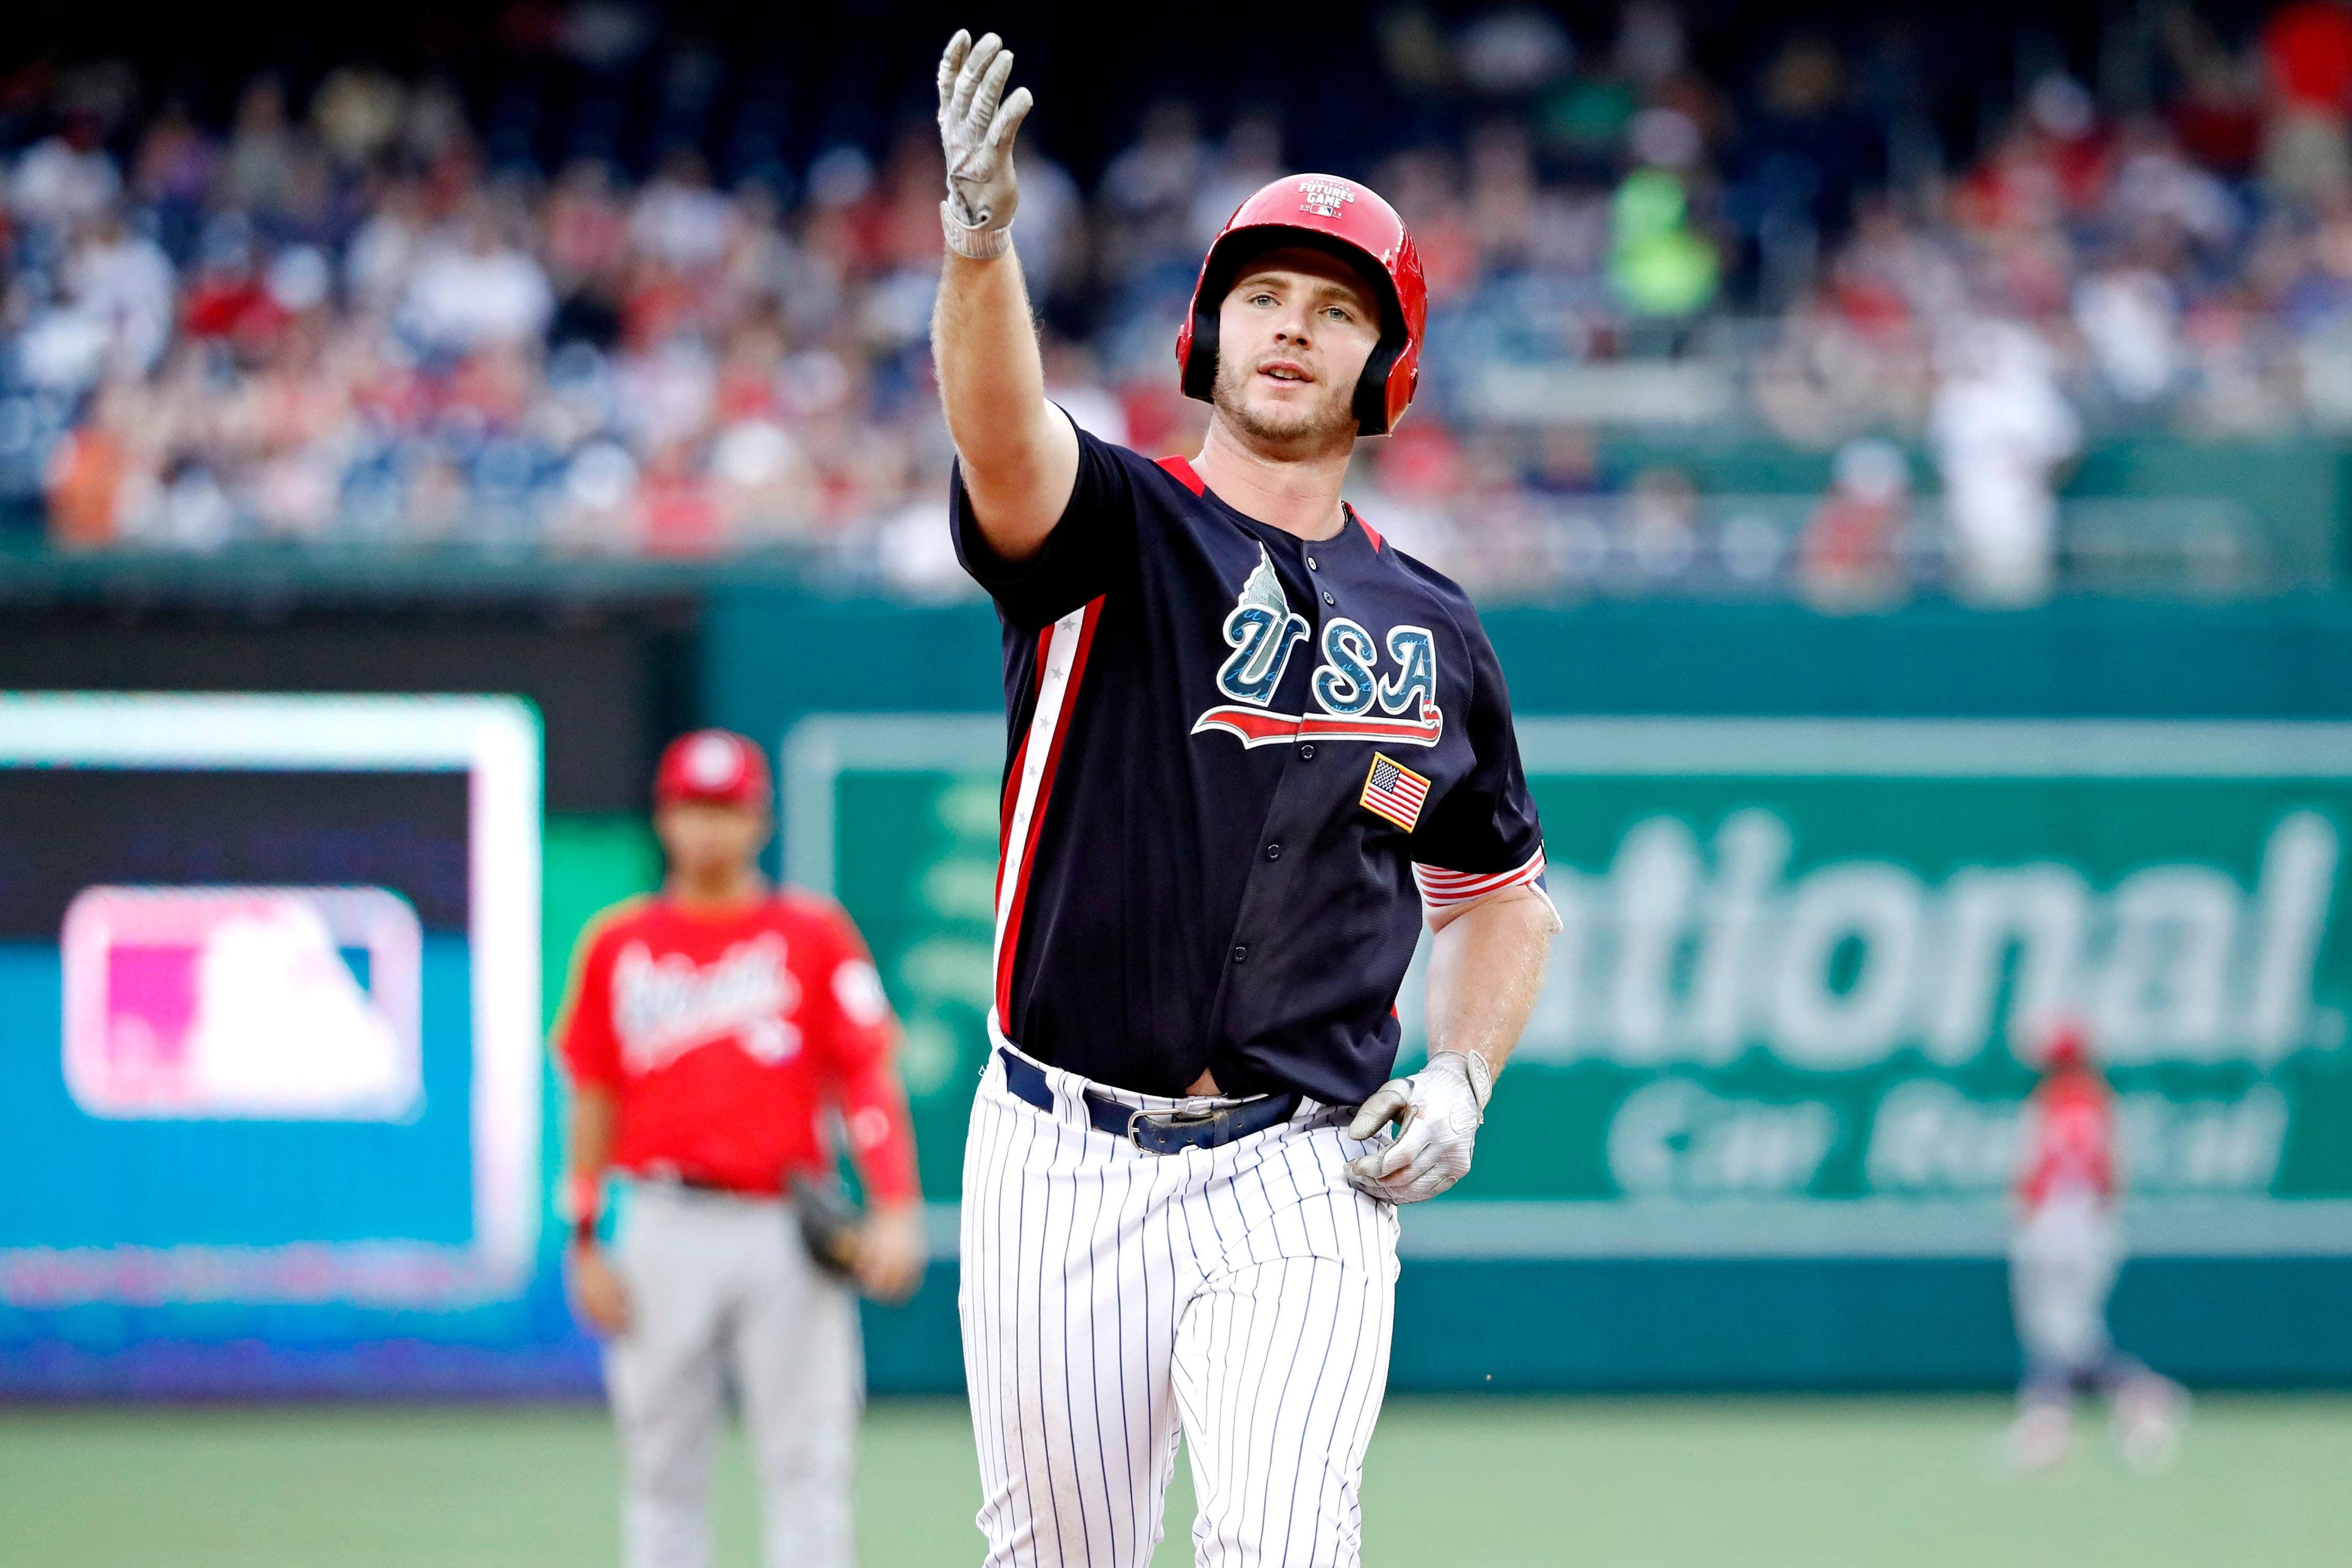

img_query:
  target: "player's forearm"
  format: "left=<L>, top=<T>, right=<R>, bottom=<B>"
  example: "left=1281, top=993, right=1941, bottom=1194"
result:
left=932, top=249, right=1074, bottom=557
left=564, top=1084, right=620, bottom=1228
left=568, top=1084, right=619, bottom=1169
left=837, top=1060, right=923, bottom=1206
left=933, top=247, right=1049, bottom=461
left=1423, top=885, right=1555, bottom=1080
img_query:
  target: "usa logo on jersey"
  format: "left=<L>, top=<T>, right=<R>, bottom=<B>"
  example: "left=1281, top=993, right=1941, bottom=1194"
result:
left=1192, top=545, right=1444, bottom=748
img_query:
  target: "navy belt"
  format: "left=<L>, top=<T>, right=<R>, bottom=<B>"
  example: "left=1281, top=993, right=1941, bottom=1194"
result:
left=997, top=1049, right=1299, bottom=1155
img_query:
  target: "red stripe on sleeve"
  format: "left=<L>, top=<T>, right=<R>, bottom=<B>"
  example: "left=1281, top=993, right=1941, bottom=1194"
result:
left=1413, top=849, right=1547, bottom=907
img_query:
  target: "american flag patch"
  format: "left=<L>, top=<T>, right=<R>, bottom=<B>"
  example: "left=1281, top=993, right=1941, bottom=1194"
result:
left=1359, top=752, right=1431, bottom=831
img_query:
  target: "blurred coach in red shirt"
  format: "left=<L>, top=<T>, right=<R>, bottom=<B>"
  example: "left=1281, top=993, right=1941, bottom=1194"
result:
left=556, top=728, right=922, bottom=1568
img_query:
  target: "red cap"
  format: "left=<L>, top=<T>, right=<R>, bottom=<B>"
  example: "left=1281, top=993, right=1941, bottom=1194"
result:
left=2040, top=1019, right=2092, bottom=1072
left=1175, top=173, right=1428, bottom=437
left=654, top=729, right=771, bottom=810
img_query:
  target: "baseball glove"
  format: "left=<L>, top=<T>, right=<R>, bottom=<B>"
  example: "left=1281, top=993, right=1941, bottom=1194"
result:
left=791, top=1175, right=863, bottom=1282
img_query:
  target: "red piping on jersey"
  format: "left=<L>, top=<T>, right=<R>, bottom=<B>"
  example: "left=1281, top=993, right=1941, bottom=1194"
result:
left=1190, top=703, right=1443, bottom=748
left=1160, top=454, right=1384, bottom=553
left=1156, top=455, right=1207, bottom=495
left=996, top=597, right=1105, bottom=1023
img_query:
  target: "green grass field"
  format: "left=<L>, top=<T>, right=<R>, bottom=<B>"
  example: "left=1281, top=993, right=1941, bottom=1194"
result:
left=1, top=1395, right=2343, bottom=1567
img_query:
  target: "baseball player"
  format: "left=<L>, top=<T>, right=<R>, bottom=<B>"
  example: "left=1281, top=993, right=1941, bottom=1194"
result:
left=2007, top=1019, right=2187, bottom=1472
left=930, top=31, right=1559, bottom=1567
left=554, top=729, right=926, bottom=1568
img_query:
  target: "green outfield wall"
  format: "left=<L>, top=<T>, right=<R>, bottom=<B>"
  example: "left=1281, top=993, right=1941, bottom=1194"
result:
left=19, top=577, right=2352, bottom=1397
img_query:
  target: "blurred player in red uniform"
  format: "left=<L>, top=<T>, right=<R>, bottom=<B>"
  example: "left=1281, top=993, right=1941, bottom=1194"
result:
left=555, top=728, right=924, bottom=1568
left=2008, top=1019, right=2186, bottom=1472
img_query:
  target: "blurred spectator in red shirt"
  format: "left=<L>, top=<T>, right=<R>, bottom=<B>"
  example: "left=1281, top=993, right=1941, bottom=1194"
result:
left=1800, top=436, right=1910, bottom=609
left=2263, top=0, right=2352, bottom=203
left=181, top=219, right=290, bottom=350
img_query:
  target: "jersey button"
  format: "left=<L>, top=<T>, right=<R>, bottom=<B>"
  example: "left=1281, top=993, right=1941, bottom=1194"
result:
left=1265, top=843, right=1282, bottom=861
left=1298, top=743, right=1315, bottom=760
left=1232, top=944, right=1248, bottom=963
left=1306, top=555, right=1319, bottom=570
left=1322, top=591, right=1336, bottom=605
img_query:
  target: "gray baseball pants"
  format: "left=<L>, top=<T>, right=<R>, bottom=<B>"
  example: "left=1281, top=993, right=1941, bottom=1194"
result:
left=606, top=1181, right=863, bottom=1568
left=2009, top=1190, right=2132, bottom=1399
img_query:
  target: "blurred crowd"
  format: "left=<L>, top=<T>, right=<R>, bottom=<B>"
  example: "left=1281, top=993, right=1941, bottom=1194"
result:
left=7, top=2, right=2352, bottom=602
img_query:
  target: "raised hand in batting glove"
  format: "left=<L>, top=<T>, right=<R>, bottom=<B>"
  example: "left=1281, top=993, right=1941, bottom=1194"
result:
left=936, top=29, right=1033, bottom=259
left=1344, top=1051, right=1494, bottom=1205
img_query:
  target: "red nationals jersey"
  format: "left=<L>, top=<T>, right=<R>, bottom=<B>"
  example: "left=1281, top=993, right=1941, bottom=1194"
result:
left=556, top=891, right=918, bottom=1202
left=2018, top=1071, right=2117, bottom=1210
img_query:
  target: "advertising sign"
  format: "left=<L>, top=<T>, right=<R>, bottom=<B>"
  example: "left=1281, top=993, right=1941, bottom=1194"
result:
left=62, top=885, right=424, bottom=1121
left=786, top=715, right=2352, bottom=1261
left=0, top=693, right=542, bottom=1310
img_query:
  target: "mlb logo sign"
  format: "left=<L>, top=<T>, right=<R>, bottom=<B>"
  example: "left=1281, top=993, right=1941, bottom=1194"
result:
left=61, top=886, right=424, bottom=1120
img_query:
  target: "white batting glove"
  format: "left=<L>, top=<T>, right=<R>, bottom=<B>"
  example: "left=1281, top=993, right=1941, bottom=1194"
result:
left=936, top=29, right=1033, bottom=260
left=1344, top=1052, right=1493, bottom=1205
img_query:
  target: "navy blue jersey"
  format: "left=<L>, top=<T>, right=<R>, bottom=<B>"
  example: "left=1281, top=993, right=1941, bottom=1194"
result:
left=952, top=422, right=1545, bottom=1103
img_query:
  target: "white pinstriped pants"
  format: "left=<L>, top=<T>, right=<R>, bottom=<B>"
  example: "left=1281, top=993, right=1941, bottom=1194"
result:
left=959, top=1044, right=1401, bottom=1568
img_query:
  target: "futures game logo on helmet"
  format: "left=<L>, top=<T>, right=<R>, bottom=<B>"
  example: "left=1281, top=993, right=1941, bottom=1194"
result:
left=1294, top=178, right=1355, bottom=218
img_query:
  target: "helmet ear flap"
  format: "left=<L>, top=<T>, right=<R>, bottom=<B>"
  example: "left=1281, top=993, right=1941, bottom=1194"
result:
left=1352, top=337, right=1403, bottom=437
left=1180, top=301, right=1221, bottom=402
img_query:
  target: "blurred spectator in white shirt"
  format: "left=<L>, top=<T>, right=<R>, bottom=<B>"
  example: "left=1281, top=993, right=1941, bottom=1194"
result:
left=401, top=204, right=556, bottom=354
left=347, top=178, right=434, bottom=319
left=2104, top=118, right=2237, bottom=248
left=1929, top=320, right=2082, bottom=605
left=12, top=119, right=121, bottom=231
left=2075, top=255, right=2183, bottom=405
left=629, top=148, right=733, bottom=273
left=66, top=209, right=176, bottom=380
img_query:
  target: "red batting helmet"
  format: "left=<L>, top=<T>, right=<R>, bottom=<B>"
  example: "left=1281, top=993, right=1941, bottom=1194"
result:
left=1175, top=174, right=1428, bottom=437
left=654, top=729, right=771, bottom=811
left=2039, top=1019, right=2092, bottom=1072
